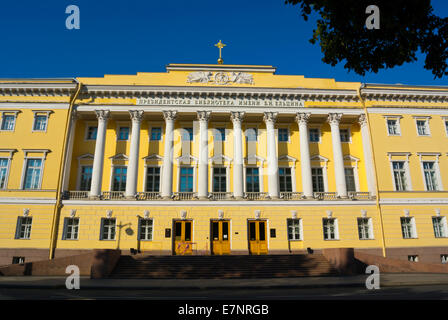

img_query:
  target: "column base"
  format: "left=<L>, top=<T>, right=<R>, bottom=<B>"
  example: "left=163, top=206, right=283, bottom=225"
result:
left=88, top=195, right=101, bottom=200
left=162, top=196, right=172, bottom=200
left=269, top=196, right=280, bottom=200
left=233, top=196, right=244, bottom=200
left=198, top=196, right=209, bottom=201
left=125, top=195, right=137, bottom=200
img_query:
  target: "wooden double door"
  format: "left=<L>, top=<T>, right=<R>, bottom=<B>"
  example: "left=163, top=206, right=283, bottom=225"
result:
left=173, top=220, right=193, bottom=255
left=248, top=220, right=268, bottom=255
left=211, top=220, right=231, bottom=255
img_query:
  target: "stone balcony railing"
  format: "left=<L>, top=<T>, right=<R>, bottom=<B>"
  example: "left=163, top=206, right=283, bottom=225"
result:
left=280, top=192, right=305, bottom=200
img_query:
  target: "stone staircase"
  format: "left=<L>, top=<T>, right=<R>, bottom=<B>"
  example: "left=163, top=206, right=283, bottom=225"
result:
left=109, top=254, right=340, bottom=279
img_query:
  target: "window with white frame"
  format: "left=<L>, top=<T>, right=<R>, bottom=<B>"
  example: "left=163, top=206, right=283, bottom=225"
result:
left=245, top=167, right=260, bottom=192
left=117, top=126, right=130, bottom=141
left=181, top=128, right=193, bottom=141
left=139, top=218, right=153, bottom=241
left=23, top=159, right=43, bottom=190
left=392, top=161, right=408, bottom=191
left=63, top=217, right=79, bottom=240
left=422, top=161, right=439, bottom=191
left=401, top=217, right=417, bottom=239
left=145, top=167, right=160, bottom=192
left=312, top=168, right=325, bottom=192
left=112, top=166, right=127, bottom=191
left=323, top=218, right=338, bottom=240
left=279, top=167, right=292, bottom=192
left=386, top=118, right=400, bottom=135
left=100, top=218, right=116, bottom=240
left=309, top=128, right=320, bottom=142
left=15, top=216, right=32, bottom=239
left=12, top=257, right=25, bottom=264
left=345, top=168, right=357, bottom=192
left=432, top=216, right=447, bottom=238
left=213, top=128, right=226, bottom=142
left=246, top=128, right=258, bottom=142
left=86, top=126, right=97, bottom=140
left=79, top=166, right=92, bottom=191
left=357, top=217, right=374, bottom=240
left=33, top=114, right=48, bottom=131
left=340, top=129, right=350, bottom=142
left=0, top=158, right=9, bottom=189
left=150, top=127, right=162, bottom=141
left=0, top=113, right=17, bottom=131
left=278, top=128, right=289, bottom=142
left=179, top=167, right=194, bottom=192
left=416, top=119, right=430, bottom=136
left=287, top=219, right=302, bottom=241
left=212, top=167, right=227, bottom=192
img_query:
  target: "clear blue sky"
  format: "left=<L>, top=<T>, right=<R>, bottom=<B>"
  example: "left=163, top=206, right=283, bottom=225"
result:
left=0, top=0, right=447, bottom=85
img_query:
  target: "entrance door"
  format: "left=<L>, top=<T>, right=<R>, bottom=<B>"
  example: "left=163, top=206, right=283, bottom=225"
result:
left=248, top=220, right=268, bottom=255
left=211, top=220, right=231, bottom=255
left=173, top=220, right=193, bottom=255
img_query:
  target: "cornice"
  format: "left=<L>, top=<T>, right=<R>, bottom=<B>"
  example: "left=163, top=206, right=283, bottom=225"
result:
left=361, top=88, right=448, bottom=103
left=0, top=83, right=78, bottom=97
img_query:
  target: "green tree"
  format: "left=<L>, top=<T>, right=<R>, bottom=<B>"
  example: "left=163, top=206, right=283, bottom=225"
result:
left=285, top=0, right=448, bottom=78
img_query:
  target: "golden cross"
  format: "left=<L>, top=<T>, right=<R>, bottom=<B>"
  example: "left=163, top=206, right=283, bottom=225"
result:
left=214, top=40, right=226, bottom=64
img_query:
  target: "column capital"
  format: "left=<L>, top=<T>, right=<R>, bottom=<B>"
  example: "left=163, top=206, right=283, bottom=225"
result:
left=327, top=113, right=343, bottom=126
left=129, top=110, right=144, bottom=122
left=95, top=109, right=110, bottom=121
left=358, top=114, right=368, bottom=128
left=263, top=112, right=278, bottom=124
left=197, top=110, right=212, bottom=122
left=296, top=112, right=311, bottom=125
left=230, top=111, right=245, bottom=124
left=163, top=110, right=178, bottom=121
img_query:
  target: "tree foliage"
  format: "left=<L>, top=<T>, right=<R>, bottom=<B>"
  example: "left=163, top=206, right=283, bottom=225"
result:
left=285, top=0, right=448, bottom=78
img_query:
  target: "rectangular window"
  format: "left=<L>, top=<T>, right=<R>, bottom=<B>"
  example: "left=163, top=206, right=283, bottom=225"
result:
left=12, top=257, right=25, bottom=264
left=432, top=217, right=447, bottom=238
left=246, top=128, right=258, bottom=142
left=86, top=126, right=97, bottom=140
left=358, top=218, right=373, bottom=240
left=309, top=128, right=320, bottom=142
left=340, top=129, right=350, bottom=142
left=401, top=217, right=416, bottom=239
left=63, top=218, right=79, bottom=240
left=246, top=167, right=260, bottom=192
left=150, top=127, right=162, bottom=141
left=441, top=255, right=448, bottom=264
left=423, top=161, right=438, bottom=191
left=212, top=167, right=227, bottom=192
left=79, top=166, right=92, bottom=191
left=1, top=115, right=16, bottom=131
left=146, top=167, right=160, bottom=192
left=387, top=119, right=400, bottom=135
left=416, top=120, right=429, bottom=136
left=23, top=159, right=43, bottom=190
left=179, top=167, right=194, bottom=192
left=278, top=128, right=289, bottom=142
left=181, top=128, right=193, bottom=141
left=139, top=218, right=153, bottom=241
left=312, top=168, right=325, bottom=192
left=287, top=219, right=302, bottom=241
left=15, top=217, right=32, bottom=239
left=345, top=168, right=356, bottom=192
left=279, top=167, right=292, bottom=192
left=408, top=255, right=419, bottom=262
left=33, top=115, right=47, bottom=131
left=323, top=218, right=338, bottom=240
left=101, top=218, right=116, bottom=240
left=117, top=127, right=130, bottom=140
left=112, top=166, right=127, bottom=191
left=213, top=128, right=226, bottom=142
left=392, top=161, right=408, bottom=191
left=445, top=121, right=448, bottom=136
left=0, top=158, right=9, bottom=189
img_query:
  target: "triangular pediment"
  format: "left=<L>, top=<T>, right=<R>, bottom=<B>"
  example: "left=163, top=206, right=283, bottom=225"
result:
left=278, top=155, right=297, bottom=162
left=109, top=153, right=129, bottom=161
left=77, top=153, right=94, bottom=160
left=310, top=155, right=329, bottom=162
left=176, top=154, right=198, bottom=163
left=343, top=155, right=360, bottom=162
left=143, top=154, right=163, bottom=161
left=209, top=154, right=233, bottom=164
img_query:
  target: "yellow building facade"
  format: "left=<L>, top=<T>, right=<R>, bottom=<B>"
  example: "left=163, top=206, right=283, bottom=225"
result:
left=1, top=64, right=448, bottom=265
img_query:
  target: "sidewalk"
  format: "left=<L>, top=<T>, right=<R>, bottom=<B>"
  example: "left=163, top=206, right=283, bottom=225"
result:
left=1, top=273, right=448, bottom=290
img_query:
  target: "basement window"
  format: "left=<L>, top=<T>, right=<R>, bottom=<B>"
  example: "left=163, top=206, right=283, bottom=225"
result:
left=408, top=255, right=419, bottom=262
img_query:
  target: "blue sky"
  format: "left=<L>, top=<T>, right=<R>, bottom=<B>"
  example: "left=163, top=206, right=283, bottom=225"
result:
left=0, top=0, right=447, bottom=85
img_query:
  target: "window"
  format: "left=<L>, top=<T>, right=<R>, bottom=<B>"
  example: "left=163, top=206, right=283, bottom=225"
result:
left=15, top=217, right=32, bottom=239
left=345, top=168, right=356, bottom=192
left=340, top=129, right=350, bottom=142
left=150, top=127, right=162, bottom=141
left=432, top=216, right=447, bottom=238
left=441, top=255, right=448, bottom=264
left=214, top=128, right=226, bottom=142
left=212, top=167, right=227, bottom=192
left=416, top=119, right=430, bottom=136
left=287, top=219, right=302, bottom=241
left=358, top=218, right=373, bottom=240
left=12, top=257, right=25, bottom=264
left=139, top=218, right=153, bottom=241
left=312, top=168, right=325, bottom=192
left=1, top=114, right=16, bottom=131
left=323, top=218, right=338, bottom=240
left=445, top=120, right=448, bottom=136
left=179, top=167, right=194, bottom=192
left=309, top=128, right=320, bottom=142
left=278, top=128, right=289, bottom=142
left=392, top=161, right=408, bottom=191
left=181, top=128, right=193, bottom=141
left=23, top=159, right=43, bottom=190
left=279, top=168, right=292, bottom=192
left=0, top=158, right=9, bottom=189
left=408, top=255, right=419, bottom=262
left=33, top=115, right=48, bottom=131
left=401, top=217, right=417, bottom=239
left=246, top=167, right=260, bottom=192
left=117, top=127, right=130, bottom=140
left=146, top=167, right=160, bottom=192
left=246, top=128, right=258, bottom=142
left=423, top=162, right=439, bottom=191
left=79, top=166, right=92, bottom=191
left=387, top=119, right=400, bottom=135
left=63, top=218, right=79, bottom=240
left=86, top=126, right=97, bottom=140
left=101, top=218, right=116, bottom=240
left=112, top=166, right=127, bottom=191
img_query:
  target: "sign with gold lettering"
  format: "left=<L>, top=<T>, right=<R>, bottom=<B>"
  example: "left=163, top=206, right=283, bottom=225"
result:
left=136, top=97, right=304, bottom=108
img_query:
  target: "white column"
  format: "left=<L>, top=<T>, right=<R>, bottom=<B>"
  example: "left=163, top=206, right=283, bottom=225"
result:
left=231, top=112, right=245, bottom=199
left=359, top=114, right=376, bottom=196
left=264, top=112, right=279, bottom=199
left=62, top=110, right=78, bottom=191
left=197, top=111, right=211, bottom=199
left=328, top=113, right=348, bottom=198
left=296, top=113, right=313, bottom=198
left=161, top=111, right=177, bottom=199
left=125, top=110, right=144, bottom=199
left=89, top=110, right=110, bottom=199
